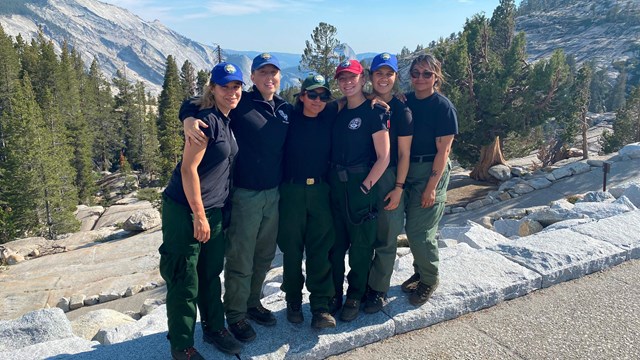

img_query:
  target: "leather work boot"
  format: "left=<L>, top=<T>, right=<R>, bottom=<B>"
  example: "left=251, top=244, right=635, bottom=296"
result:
left=339, top=299, right=361, bottom=322
left=247, top=303, right=277, bottom=326
left=401, top=272, right=421, bottom=293
left=286, top=302, right=304, bottom=324
left=203, top=327, right=242, bottom=355
left=311, top=311, right=336, bottom=329
left=409, top=279, right=439, bottom=306
left=228, top=318, right=257, bottom=342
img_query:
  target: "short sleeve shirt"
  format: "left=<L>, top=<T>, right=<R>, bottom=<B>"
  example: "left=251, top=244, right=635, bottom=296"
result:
left=406, top=92, right=458, bottom=156
left=331, top=99, right=388, bottom=167
left=388, top=97, right=413, bottom=166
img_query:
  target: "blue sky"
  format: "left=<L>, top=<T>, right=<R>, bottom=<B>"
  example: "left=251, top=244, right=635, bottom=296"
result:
left=102, top=0, right=521, bottom=54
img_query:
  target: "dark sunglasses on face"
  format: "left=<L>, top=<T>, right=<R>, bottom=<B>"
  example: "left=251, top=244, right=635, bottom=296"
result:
left=410, top=70, right=435, bottom=79
left=305, top=90, right=331, bottom=102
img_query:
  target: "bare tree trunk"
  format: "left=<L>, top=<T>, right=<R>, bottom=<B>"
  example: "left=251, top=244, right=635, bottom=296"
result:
left=470, top=135, right=508, bottom=181
left=581, top=110, right=589, bottom=160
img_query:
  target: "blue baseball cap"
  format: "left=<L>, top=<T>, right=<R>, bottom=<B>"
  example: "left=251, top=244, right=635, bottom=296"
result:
left=210, top=62, right=244, bottom=85
left=251, top=52, right=281, bottom=72
left=370, top=52, right=398, bottom=72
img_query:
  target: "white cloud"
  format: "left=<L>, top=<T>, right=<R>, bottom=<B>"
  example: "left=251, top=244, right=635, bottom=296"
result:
left=205, top=0, right=318, bottom=16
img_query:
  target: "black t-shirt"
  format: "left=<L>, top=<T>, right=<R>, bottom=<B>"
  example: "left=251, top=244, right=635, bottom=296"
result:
left=179, top=86, right=291, bottom=190
left=406, top=92, right=458, bottom=156
left=331, top=99, right=388, bottom=167
left=164, top=107, right=237, bottom=209
left=388, top=97, right=413, bottom=166
left=283, top=102, right=337, bottom=181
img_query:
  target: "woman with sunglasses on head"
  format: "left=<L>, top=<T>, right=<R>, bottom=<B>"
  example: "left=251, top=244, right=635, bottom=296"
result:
left=400, top=54, right=458, bottom=307
left=160, top=62, right=244, bottom=359
left=328, top=60, right=390, bottom=322
left=277, top=74, right=338, bottom=329
left=362, top=53, right=413, bottom=314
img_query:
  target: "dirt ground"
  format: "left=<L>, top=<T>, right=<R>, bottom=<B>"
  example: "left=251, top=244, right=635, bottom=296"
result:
left=445, top=172, right=498, bottom=207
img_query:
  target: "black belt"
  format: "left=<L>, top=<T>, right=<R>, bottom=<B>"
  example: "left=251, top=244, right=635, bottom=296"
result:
left=287, top=177, right=325, bottom=185
left=410, top=154, right=435, bottom=163
left=331, top=163, right=370, bottom=174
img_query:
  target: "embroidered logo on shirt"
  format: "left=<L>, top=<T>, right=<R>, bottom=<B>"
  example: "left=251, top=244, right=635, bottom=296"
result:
left=278, top=109, right=289, bottom=124
left=348, top=118, right=362, bottom=130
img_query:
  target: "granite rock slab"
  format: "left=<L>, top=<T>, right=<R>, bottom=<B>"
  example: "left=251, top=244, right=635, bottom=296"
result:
left=439, top=222, right=509, bottom=249
left=570, top=210, right=640, bottom=260
left=488, top=229, right=627, bottom=288
left=383, top=244, right=541, bottom=335
left=0, top=308, right=74, bottom=351
left=0, top=337, right=100, bottom=360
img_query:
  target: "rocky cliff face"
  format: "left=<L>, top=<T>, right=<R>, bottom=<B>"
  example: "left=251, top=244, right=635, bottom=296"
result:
left=0, top=0, right=304, bottom=94
left=516, top=0, right=640, bottom=73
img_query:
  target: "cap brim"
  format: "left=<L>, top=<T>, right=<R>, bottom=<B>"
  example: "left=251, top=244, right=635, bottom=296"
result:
left=304, top=84, right=330, bottom=91
left=334, top=68, right=361, bottom=79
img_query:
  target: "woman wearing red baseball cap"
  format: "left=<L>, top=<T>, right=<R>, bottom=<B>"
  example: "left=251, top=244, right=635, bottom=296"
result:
left=328, top=59, right=390, bottom=322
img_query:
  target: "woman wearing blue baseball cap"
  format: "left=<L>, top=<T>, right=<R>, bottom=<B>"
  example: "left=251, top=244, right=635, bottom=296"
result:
left=160, top=62, right=244, bottom=359
left=363, top=53, right=413, bottom=314
left=179, top=53, right=292, bottom=342
left=328, top=59, right=390, bottom=322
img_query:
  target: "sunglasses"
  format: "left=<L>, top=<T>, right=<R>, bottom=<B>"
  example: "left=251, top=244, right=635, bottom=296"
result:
left=410, top=70, right=435, bottom=79
left=305, top=90, right=331, bottom=102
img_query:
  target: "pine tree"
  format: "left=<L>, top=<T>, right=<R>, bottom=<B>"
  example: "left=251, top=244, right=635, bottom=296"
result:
left=180, top=60, right=197, bottom=99
left=86, top=59, right=119, bottom=171
left=157, top=55, right=184, bottom=181
left=608, top=68, right=627, bottom=111
left=299, top=22, right=344, bottom=85
left=113, top=68, right=135, bottom=170
left=139, top=89, right=161, bottom=184
left=602, top=86, right=640, bottom=153
left=196, top=69, right=209, bottom=96
left=589, top=63, right=610, bottom=112
left=56, top=41, right=94, bottom=204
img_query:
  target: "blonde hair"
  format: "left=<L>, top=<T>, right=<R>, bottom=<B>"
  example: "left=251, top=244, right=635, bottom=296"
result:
left=410, top=54, right=444, bottom=93
left=191, top=82, right=216, bottom=110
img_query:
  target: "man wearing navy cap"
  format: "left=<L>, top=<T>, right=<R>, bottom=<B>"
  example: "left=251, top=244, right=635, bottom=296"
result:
left=180, top=53, right=291, bottom=342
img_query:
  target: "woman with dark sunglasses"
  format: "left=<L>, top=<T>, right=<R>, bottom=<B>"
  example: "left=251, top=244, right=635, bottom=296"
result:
left=276, top=74, right=338, bottom=329
left=400, top=54, right=458, bottom=307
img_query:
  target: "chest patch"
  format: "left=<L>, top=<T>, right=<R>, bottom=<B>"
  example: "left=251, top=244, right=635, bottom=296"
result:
left=348, top=118, right=362, bottom=130
left=278, top=109, right=289, bottom=124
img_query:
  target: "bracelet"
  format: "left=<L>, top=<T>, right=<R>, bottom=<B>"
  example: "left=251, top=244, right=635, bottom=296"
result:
left=395, top=182, right=405, bottom=189
left=360, top=183, right=370, bottom=195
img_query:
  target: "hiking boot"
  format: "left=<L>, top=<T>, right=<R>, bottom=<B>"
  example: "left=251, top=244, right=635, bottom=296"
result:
left=228, top=318, right=256, bottom=342
left=203, top=327, right=242, bottom=355
left=363, top=290, right=385, bottom=314
left=401, top=272, right=421, bottom=293
left=311, top=311, right=336, bottom=329
left=286, top=302, right=304, bottom=324
left=339, top=299, right=361, bottom=322
left=328, top=294, right=343, bottom=315
left=171, top=347, right=205, bottom=360
left=409, top=280, right=439, bottom=306
left=247, top=303, right=276, bottom=326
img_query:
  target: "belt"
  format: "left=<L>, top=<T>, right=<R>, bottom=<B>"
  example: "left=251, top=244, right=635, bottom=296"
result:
left=287, top=177, right=325, bottom=185
left=410, top=154, right=435, bottom=163
left=331, top=163, right=371, bottom=174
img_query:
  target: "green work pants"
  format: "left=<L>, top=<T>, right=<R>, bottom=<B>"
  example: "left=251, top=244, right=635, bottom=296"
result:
left=368, top=167, right=406, bottom=293
left=159, top=194, right=225, bottom=352
left=223, top=187, right=279, bottom=324
left=404, top=161, right=451, bottom=286
left=328, top=170, right=378, bottom=301
left=276, top=182, right=335, bottom=313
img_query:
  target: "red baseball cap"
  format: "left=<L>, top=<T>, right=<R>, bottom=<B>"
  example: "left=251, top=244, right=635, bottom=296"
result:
left=335, top=59, right=363, bottom=78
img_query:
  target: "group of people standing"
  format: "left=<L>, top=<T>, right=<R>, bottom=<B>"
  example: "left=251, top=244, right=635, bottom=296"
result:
left=159, top=51, right=458, bottom=360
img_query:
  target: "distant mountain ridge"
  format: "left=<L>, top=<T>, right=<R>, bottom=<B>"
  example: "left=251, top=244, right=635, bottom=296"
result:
left=0, top=0, right=366, bottom=94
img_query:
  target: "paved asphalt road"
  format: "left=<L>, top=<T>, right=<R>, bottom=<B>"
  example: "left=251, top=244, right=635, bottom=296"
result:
left=331, top=259, right=640, bottom=360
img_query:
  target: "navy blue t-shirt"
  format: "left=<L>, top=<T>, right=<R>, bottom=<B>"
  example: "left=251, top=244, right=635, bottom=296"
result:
left=406, top=92, right=458, bottom=156
left=283, top=102, right=337, bottom=181
left=388, top=97, right=413, bottom=166
left=331, top=99, right=389, bottom=167
left=164, top=106, right=237, bottom=210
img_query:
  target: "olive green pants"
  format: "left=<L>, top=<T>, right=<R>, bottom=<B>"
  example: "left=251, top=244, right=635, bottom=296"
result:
left=277, top=182, right=335, bottom=313
left=328, top=170, right=378, bottom=301
left=223, top=187, right=279, bottom=324
left=159, top=194, right=225, bottom=351
left=368, top=167, right=406, bottom=293
left=404, top=161, right=451, bottom=286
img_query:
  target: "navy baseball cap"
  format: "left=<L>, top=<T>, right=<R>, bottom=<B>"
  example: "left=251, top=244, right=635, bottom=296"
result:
left=251, top=52, right=281, bottom=71
left=370, top=52, right=398, bottom=72
left=210, top=62, right=244, bottom=85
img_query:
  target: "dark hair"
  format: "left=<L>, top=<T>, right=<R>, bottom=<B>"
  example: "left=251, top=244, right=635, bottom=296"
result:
left=410, top=54, right=444, bottom=93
